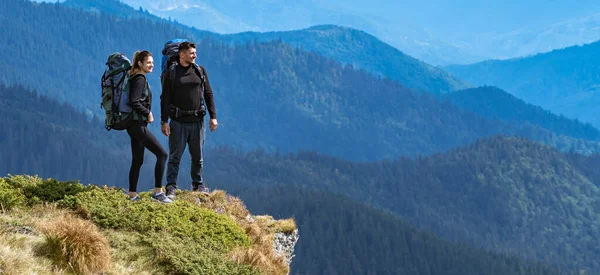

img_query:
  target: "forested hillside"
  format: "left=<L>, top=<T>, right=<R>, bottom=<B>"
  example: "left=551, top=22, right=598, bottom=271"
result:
left=0, top=84, right=131, bottom=185
left=233, top=184, right=565, bottom=275
left=204, top=137, right=600, bottom=273
left=445, top=86, right=600, bottom=141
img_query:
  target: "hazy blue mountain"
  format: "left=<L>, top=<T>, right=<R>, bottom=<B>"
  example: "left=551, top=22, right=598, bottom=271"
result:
left=445, top=40, right=600, bottom=128
left=34, top=0, right=600, bottom=64
left=219, top=24, right=469, bottom=94
left=111, top=0, right=481, bottom=65
left=112, top=0, right=600, bottom=65
left=60, top=0, right=469, bottom=94
left=460, top=12, right=600, bottom=60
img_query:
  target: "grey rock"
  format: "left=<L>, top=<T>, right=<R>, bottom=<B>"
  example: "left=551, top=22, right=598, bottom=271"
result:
left=273, top=229, right=299, bottom=269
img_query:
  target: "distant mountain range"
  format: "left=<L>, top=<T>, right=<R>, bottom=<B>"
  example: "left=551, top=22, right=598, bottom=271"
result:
left=446, top=39, right=600, bottom=128
left=217, top=25, right=469, bottom=94
left=463, top=12, right=600, bottom=60
left=110, top=0, right=600, bottom=65
left=60, top=0, right=468, bottom=94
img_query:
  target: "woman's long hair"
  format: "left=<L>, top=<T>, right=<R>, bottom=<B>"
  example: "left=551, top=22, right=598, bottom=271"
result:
left=130, top=50, right=152, bottom=75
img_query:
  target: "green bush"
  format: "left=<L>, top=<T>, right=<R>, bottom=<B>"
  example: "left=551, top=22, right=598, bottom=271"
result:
left=1, top=175, right=93, bottom=206
left=145, top=233, right=259, bottom=275
left=65, top=188, right=251, bottom=250
left=23, top=178, right=93, bottom=204
left=2, top=174, right=41, bottom=190
left=0, top=179, right=25, bottom=211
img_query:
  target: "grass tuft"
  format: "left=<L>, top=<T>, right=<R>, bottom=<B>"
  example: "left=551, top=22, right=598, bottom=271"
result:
left=38, top=215, right=111, bottom=274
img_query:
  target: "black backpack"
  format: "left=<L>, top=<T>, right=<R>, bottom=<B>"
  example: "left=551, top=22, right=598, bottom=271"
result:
left=101, top=53, right=134, bottom=131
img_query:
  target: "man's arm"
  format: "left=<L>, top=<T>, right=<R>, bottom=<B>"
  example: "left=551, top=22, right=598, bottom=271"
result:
left=201, top=66, right=217, bottom=120
left=160, top=73, right=172, bottom=123
left=160, top=73, right=173, bottom=136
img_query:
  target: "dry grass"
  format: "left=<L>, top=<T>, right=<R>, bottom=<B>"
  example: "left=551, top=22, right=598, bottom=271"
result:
left=38, top=215, right=111, bottom=275
left=0, top=233, right=53, bottom=275
left=254, top=215, right=297, bottom=234
left=228, top=246, right=289, bottom=275
left=1, top=207, right=158, bottom=275
left=181, top=190, right=251, bottom=220
left=0, top=243, right=30, bottom=275
left=274, top=219, right=297, bottom=234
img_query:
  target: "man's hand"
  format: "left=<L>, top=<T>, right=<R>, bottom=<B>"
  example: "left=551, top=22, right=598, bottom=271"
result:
left=148, top=112, right=154, bottom=123
left=161, top=123, right=171, bottom=136
left=209, top=119, right=218, bottom=132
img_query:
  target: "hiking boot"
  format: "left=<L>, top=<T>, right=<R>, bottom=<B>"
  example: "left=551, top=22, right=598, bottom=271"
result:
left=151, top=192, right=173, bottom=203
left=192, top=182, right=210, bottom=195
left=165, top=184, right=177, bottom=200
left=130, top=195, right=142, bottom=202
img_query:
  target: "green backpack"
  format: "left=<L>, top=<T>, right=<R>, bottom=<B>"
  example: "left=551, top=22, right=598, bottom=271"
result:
left=101, top=53, right=134, bottom=131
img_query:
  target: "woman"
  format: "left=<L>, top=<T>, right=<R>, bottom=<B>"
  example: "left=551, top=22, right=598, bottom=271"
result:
left=126, top=50, right=172, bottom=203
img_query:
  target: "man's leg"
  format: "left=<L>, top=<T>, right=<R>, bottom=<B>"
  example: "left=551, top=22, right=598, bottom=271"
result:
left=166, top=120, right=188, bottom=198
left=188, top=120, right=206, bottom=192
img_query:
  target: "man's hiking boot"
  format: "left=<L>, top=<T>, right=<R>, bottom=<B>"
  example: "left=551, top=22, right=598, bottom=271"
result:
left=151, top=192, right=173, bottom=203
left=165, top=184, right=177, bottom=200
left=192, top=182, right=210, bottom=195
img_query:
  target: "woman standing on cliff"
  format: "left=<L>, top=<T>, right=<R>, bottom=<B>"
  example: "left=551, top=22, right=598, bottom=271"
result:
left=125, top=50, right=172, bottom=203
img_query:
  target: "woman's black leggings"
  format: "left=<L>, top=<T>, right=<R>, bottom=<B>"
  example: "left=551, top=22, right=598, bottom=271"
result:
left=126, top=121, right=167, bottom=192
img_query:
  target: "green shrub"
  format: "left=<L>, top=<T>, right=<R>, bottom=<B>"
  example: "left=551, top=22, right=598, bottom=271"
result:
left=0, top=175, right=93, bottom=206
left=0, top=180, right=25, bottom=211
left=23, top=178, right=93, bottom=204
left=66, top=188, right=251, bottom=250
left=145, top=233, right=260, bottom=275
left=2, top=175, right=41, bottom=190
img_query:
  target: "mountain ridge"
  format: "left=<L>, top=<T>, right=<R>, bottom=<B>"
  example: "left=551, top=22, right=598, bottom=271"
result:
left=445, top=39, right=600, bottom=128
left=61, top=0, right=469, bottom=94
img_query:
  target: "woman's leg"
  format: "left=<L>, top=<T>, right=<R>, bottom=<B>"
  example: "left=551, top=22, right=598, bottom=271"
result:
left=144, top=129, right=168, bottom=190
left=129, top=124, right=167, bottom=190
left=126, top=123, right=145, bottom=197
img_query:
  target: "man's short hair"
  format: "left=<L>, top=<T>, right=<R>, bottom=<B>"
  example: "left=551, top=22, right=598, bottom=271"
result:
left=179, top=42, right=196, bottom=52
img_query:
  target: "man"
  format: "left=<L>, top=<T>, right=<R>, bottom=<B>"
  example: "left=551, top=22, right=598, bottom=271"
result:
left=160, top=41, right=218, bottom=199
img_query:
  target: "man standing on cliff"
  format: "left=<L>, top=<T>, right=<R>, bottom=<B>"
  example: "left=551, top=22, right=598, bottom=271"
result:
left=160, top=41, right=218, bottom=199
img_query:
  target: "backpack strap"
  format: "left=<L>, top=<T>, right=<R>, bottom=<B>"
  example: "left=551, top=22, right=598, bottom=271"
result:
left=168, top=62, right=206, bottom=94
left=191, top=63, right=206, bottom=93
